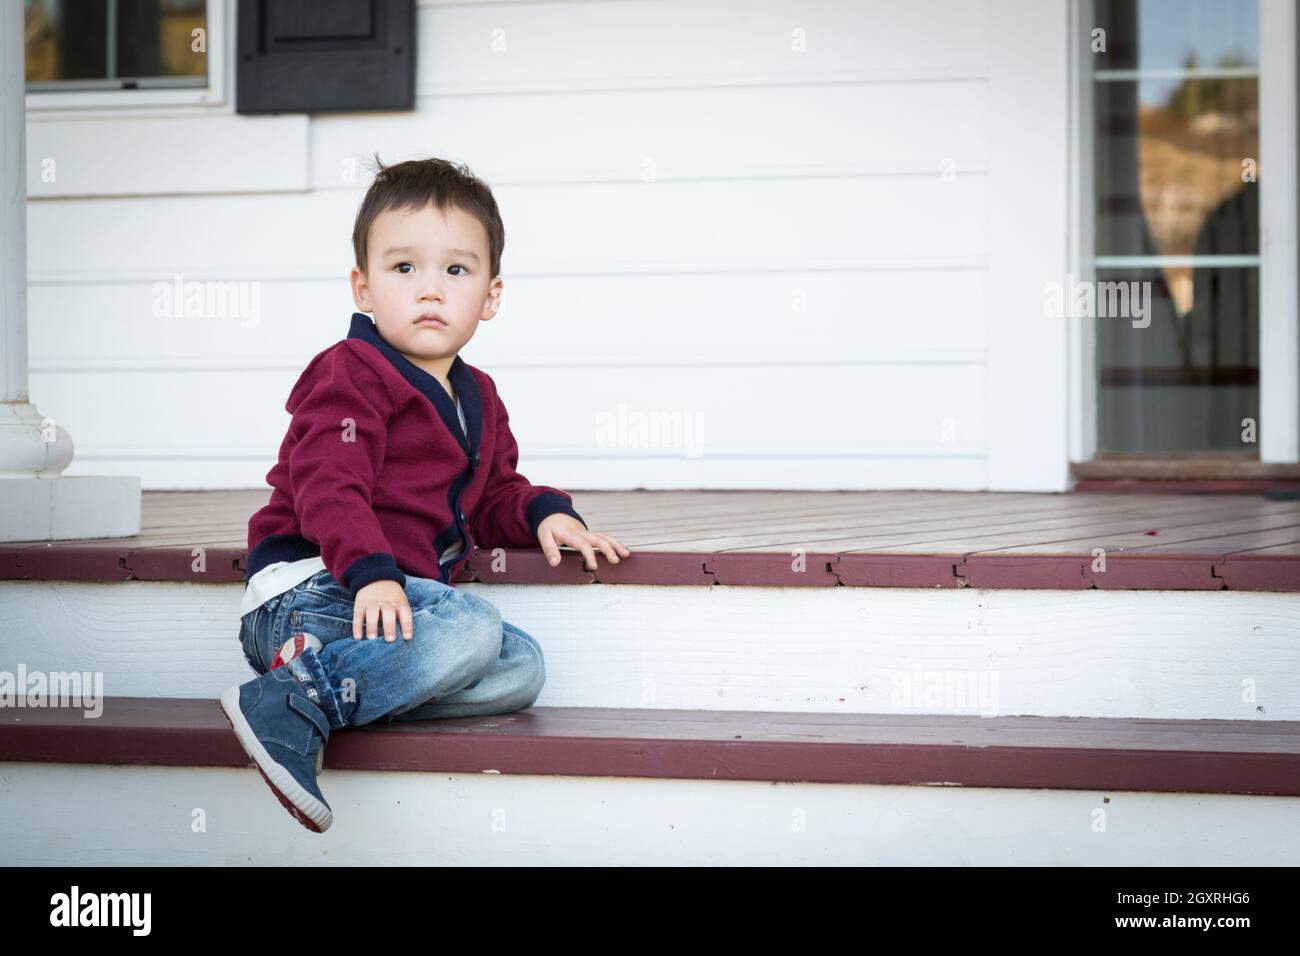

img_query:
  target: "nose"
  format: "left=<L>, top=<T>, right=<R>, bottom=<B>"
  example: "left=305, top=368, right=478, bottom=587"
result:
left=417, top=280, right=444, bottom=303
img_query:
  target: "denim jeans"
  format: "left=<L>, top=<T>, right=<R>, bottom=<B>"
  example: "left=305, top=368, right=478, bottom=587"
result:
left=237, top=568, right=545, bottom=729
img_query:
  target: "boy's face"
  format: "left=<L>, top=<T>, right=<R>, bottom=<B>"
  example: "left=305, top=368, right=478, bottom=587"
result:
left=350, top=202, right=502, bottom=377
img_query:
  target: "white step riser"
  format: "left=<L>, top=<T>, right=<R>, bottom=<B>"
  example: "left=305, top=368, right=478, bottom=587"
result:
left=2, top=581, right=1298, bottom=721
left=1, top=762, right=1297, bottom=865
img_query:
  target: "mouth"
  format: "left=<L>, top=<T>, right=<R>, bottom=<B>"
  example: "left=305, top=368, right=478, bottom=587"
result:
left=415, top=314, right=447, bottom=328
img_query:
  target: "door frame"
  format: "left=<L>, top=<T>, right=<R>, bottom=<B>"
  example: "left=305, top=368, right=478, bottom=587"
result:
left=1066, top=0, right=1299, bottom=469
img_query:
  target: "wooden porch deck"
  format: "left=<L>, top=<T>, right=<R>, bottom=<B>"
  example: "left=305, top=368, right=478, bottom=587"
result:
left=4, top=489, right=1299, bottom=590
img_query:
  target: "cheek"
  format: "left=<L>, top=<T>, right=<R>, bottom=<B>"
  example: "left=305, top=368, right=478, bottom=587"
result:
left=453, top=285, right=486, bottom=308
left=378, top=280, right=408, bottom=303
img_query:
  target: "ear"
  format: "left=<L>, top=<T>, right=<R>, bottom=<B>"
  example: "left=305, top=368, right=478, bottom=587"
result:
left=479, top=275, right=504, bottom=321
left=350, top=265, right=372, bottom=312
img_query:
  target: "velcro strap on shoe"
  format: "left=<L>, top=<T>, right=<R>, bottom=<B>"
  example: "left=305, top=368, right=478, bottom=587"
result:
left=287, top=690, right=331, bottom=739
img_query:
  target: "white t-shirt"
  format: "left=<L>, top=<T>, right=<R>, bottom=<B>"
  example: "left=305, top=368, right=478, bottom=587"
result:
left=239, top=394, right=468, bottom=618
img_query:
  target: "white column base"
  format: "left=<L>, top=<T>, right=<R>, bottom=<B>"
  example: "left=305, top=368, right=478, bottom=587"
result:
left=0, top=401, right=142, bottom=540
left=1, top=475, right=141, bottom=541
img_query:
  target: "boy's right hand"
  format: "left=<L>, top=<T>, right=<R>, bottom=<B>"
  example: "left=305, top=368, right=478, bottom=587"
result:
left=353, top=579, right=414, bottom=642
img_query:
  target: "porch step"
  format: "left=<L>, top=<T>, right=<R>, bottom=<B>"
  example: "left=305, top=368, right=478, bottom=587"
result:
left=2, top=699, right=1298, bottom=865
left=4, top=698, right=1299, bottom=796
left=3, top=579, right=1299, bottom=720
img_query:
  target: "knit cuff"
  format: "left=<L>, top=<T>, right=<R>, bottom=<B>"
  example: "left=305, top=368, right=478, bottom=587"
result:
left=526, top=492, right=588, bottom=540
left=342, top=552, right=407, bottom=598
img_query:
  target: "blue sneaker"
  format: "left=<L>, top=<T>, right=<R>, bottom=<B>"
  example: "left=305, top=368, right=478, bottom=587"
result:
left=219, top=666, right=333, bottom=832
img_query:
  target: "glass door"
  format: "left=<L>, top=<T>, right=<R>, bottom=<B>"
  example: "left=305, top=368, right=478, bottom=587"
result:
left=1089, top=0, right=1260, bottom=453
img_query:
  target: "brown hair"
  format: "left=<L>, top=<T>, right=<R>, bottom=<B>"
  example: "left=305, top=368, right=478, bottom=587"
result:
left=351, top=154, right=505, bottom=279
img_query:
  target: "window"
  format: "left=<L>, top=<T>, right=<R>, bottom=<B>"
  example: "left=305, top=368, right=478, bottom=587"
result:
left=25, top=0, right=208, bottom=92
left=1089, top=0, right=1260, bottom=453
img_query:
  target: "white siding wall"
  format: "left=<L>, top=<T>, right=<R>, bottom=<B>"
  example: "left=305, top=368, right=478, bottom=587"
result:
left=25, top=0, right=1069, bottom=492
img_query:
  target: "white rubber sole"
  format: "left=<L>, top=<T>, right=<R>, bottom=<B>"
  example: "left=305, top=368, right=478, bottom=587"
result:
left=219, top=685, right=333, bottom=832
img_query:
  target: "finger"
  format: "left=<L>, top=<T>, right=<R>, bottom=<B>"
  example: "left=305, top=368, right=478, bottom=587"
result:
left=594, top=531, right=630, bottom=556
left=572, top=532, right=598, bottom=571
left=367, top=602, right=380, bottom=640
left=353, top=603, right=363, bottom=640
left=590, top=533, right=621, bottom=564
left=594, top=531, right=631, bottom=556
left=584, top=532, right=615, bottom=563
left=400, top=603, right=414, bottom=641
left=539, top=527, right=562, bottom=567
left=383, top=603, right=398, bottom=643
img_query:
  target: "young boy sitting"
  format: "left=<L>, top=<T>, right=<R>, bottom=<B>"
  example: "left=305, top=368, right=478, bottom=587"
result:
left=221, top=156, right=630, bottom=833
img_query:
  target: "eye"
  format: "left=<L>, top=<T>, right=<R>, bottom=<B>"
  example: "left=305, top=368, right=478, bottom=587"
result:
left=448, top=264, right=469, bottom=276
left=394, top=262, right=413, bottom=274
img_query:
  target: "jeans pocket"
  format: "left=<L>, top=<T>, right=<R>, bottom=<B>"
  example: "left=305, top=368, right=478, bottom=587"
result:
left=292, top=605, right=357, bottom=645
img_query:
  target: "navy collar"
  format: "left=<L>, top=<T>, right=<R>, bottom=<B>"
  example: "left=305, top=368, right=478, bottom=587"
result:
left=347, top=312, right=482, bottom=459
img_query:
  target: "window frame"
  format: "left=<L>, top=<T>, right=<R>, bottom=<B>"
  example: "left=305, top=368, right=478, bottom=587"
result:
left=24, top=0, right=229, bottom=113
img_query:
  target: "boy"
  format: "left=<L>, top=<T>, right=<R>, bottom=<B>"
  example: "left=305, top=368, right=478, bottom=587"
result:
left=221, top=156, right=630, bottom=832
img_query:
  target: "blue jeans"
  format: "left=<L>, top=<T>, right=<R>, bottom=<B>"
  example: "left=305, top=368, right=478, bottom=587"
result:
left=237, top=568, right=545, bottom=729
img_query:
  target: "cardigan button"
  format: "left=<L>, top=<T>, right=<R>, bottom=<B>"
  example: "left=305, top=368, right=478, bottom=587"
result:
left=472, top=451, right=479, bottom=465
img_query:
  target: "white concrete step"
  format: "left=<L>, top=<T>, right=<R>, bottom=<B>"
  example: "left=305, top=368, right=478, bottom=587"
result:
left=2, top=579, right=1298, bottom=720
left=3, top=699, right=1298, bottom=865
left=2, top=760, right=1296, bottom=865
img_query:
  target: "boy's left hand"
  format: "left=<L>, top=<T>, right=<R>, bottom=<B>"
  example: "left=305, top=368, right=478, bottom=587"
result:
left=537, top=513, right=631, bottom=570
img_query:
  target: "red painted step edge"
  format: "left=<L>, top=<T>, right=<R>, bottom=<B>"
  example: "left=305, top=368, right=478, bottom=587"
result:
left=2, top=700, right=1298, bottom=798
left=2, top=545, right=1297, bottom=591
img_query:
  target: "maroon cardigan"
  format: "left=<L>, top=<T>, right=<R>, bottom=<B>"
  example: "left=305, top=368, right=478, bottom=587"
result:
left=245, top=312, right=586, bottom=596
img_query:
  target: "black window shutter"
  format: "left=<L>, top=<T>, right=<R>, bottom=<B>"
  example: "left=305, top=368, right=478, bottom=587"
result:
left=236, top=0, right=415, bottom=114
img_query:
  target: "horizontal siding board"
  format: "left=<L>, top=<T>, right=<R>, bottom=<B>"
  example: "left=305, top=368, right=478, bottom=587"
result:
left=28, top=177, right=986, bottom=274
left=26, top=115, right=309, bottom=198
left=415, top=0, right=989, bottom=92
left=58, top=457, right=993, bottom=491
left=309, top=81, right=989, bottom=187
left=27, top=270, right=989, bottom=366
left=27, top=361, right=982, bottom=463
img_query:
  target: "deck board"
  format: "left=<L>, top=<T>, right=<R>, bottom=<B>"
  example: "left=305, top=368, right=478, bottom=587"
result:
left=1, top=698, right=1298, bottom=796
left=2, top=490, right=1298, bottom=590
